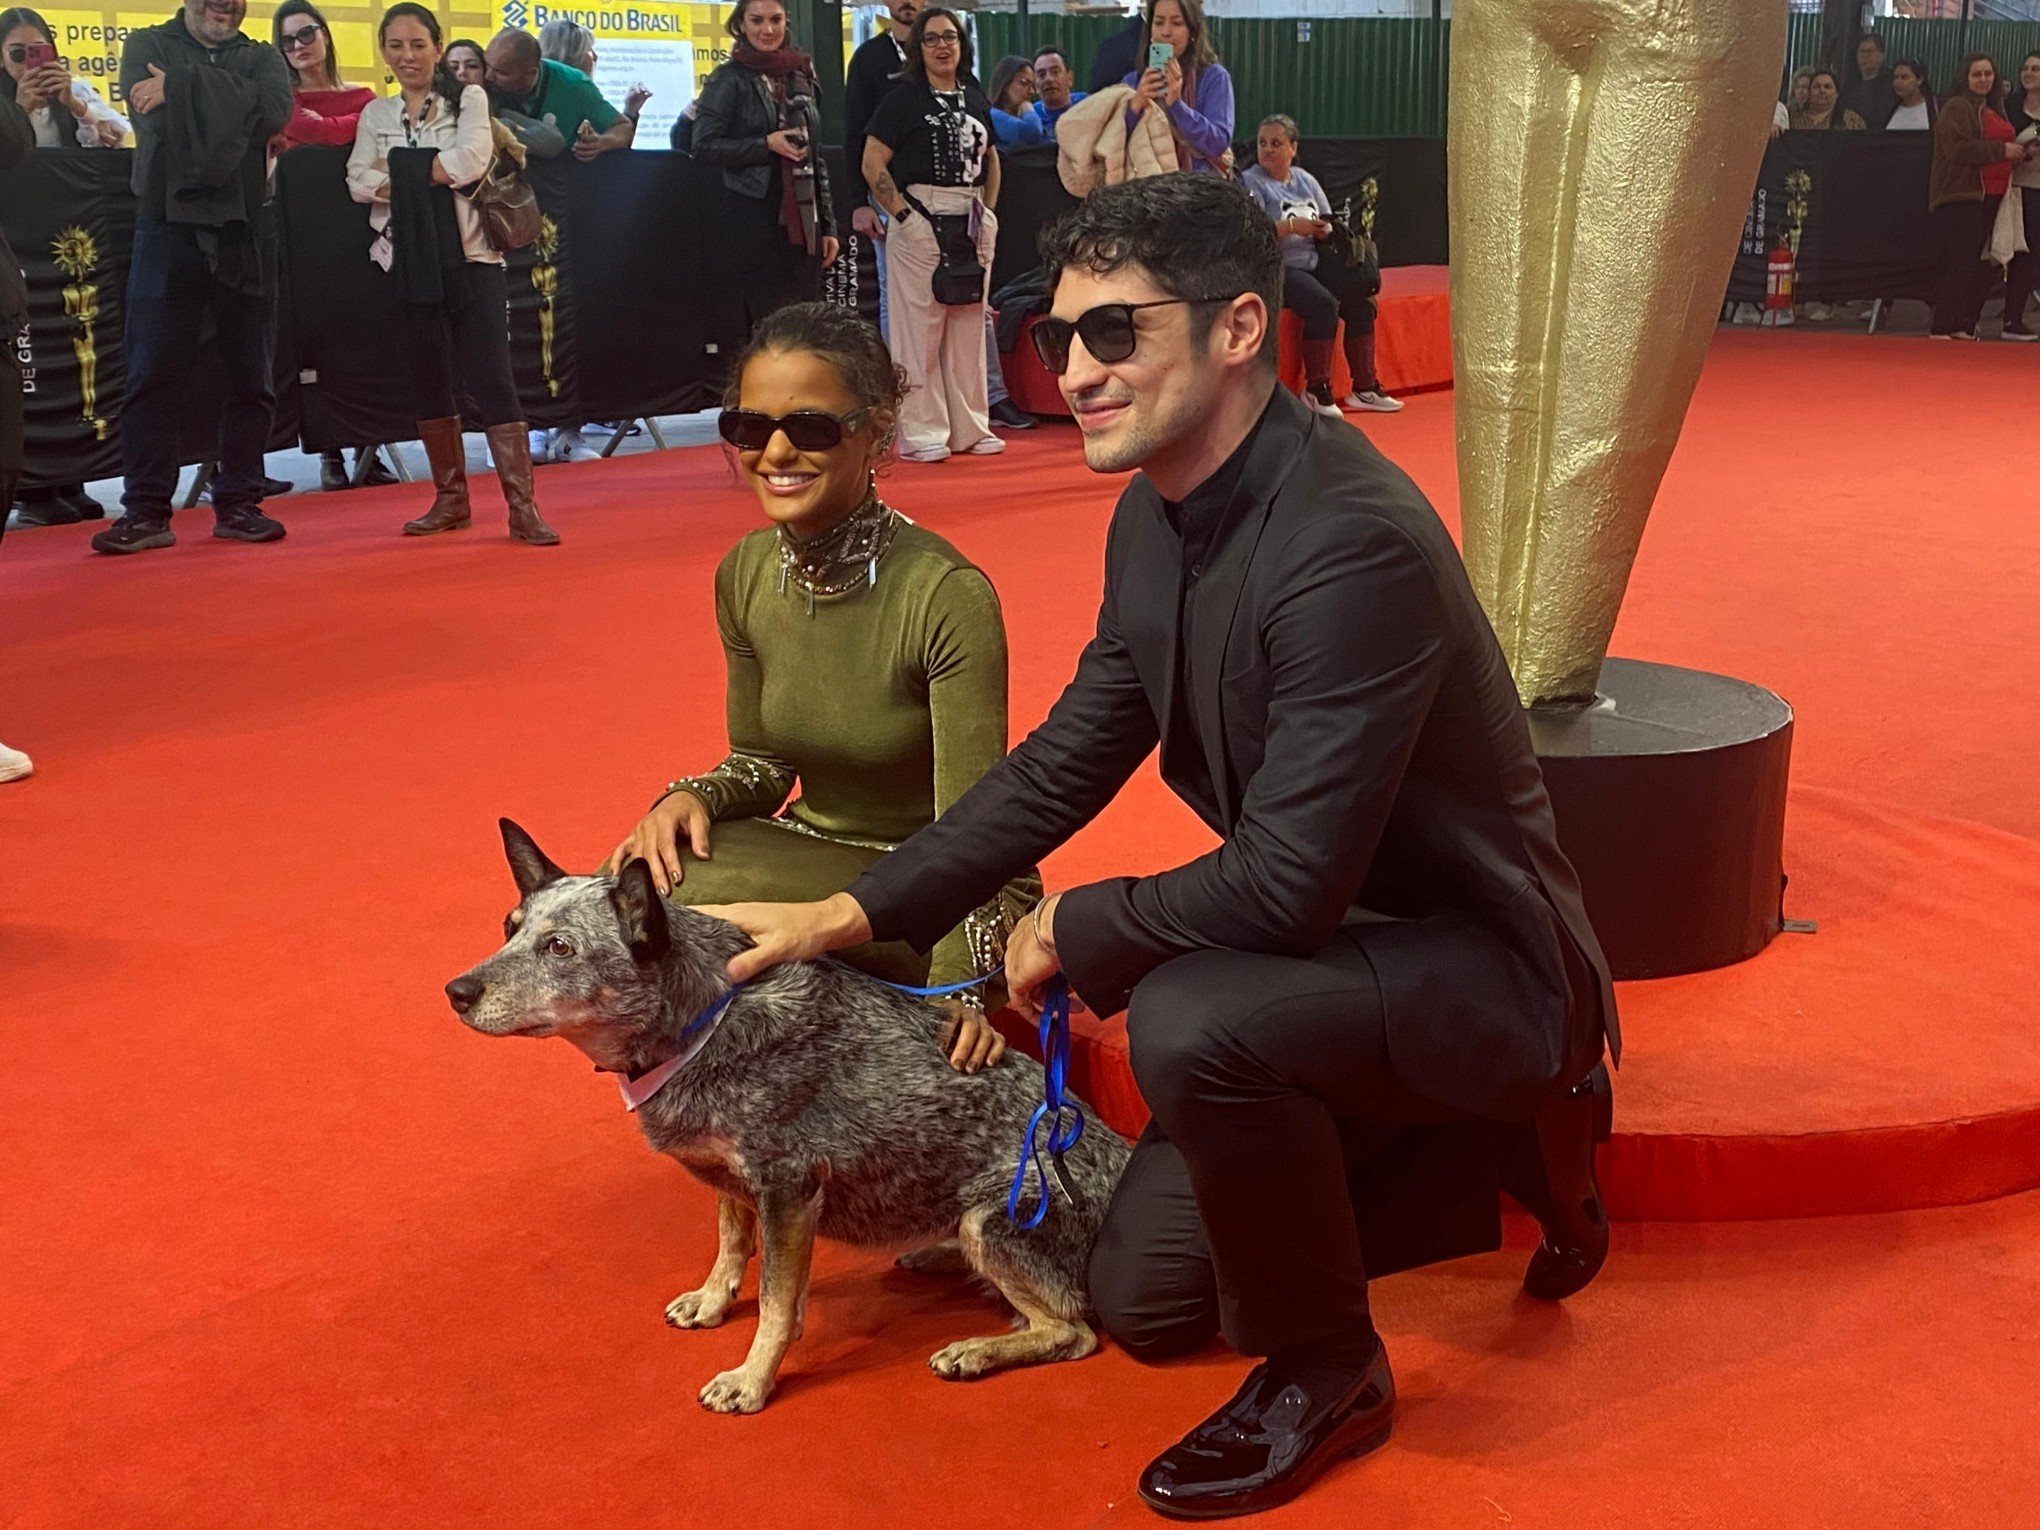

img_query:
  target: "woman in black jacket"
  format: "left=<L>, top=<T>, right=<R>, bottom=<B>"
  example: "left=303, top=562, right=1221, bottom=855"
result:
left=692, top=0, right=839, bottom=328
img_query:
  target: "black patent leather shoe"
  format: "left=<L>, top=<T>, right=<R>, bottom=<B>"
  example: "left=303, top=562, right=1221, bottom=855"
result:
left=1522, top=1062, right=1614, bottom=1302
left=1137, top=1344, right=1395, bottom=1520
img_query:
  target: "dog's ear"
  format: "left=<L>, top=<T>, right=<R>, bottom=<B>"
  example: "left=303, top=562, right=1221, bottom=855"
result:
left=500, top=818, right=567, bottom=899
left=610, top=857, right=671, bottom=965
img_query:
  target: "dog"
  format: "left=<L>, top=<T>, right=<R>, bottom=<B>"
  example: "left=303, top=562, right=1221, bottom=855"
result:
left=444, top=820, right=1132, bottom=1414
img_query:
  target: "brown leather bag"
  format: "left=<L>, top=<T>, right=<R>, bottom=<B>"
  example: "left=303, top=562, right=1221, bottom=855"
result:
left=463, top=121, right=541, bottom=252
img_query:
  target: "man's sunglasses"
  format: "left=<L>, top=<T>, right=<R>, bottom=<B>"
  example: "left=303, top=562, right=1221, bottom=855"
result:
left=717, top=407, right=873, bottom=453
left=279, top=25, right=322, bottom=52
left=1029, top=296, right=1235, bottom=375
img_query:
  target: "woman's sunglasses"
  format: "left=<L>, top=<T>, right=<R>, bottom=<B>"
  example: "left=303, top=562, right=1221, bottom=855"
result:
left=1028, top=296, right=1234, bottom=375
left=717, top=407, right=872, bottom=453
left=279, top=26, right=323, bottom=53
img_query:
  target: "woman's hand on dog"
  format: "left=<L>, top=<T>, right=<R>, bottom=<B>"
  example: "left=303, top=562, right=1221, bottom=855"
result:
left=604, top=790, right=712, bottom=894
left=938, top=1001, right=1006, bottom=1073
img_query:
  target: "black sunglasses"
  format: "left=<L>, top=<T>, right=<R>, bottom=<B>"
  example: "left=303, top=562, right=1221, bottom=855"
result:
left=718, top=407, right=873, bottom=453
left=279, top=25, right=322, bottom=52
left=1029, top=297, right=1235, bottom=375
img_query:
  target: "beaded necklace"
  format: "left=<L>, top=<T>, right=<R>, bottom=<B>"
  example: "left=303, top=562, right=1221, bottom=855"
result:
left=775, top=491, right=902, bottom=615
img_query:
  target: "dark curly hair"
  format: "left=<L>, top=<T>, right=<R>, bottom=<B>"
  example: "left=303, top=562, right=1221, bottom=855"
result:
left=723, top=302, right=907, bottom=448
left=1038, top=173, right=1283, bottom=369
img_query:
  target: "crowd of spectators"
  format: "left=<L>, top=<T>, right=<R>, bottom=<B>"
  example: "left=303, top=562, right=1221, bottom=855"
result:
left=2, top=0, right=1416, bottom=550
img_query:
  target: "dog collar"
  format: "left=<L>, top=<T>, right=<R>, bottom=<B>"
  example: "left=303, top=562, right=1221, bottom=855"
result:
left=614, top=983, right=745, bottom=1112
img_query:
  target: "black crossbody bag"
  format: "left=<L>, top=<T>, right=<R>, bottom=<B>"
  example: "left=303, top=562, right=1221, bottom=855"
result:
left=902, top=188, right=986, bottom=307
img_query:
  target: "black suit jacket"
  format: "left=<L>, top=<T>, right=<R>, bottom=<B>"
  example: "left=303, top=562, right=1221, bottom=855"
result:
left=0, top=94, right=30, bottom=327
left=851, top=389, right=1618, bottom=1119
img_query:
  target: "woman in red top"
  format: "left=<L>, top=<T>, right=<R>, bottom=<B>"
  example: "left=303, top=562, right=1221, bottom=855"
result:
left=1930, top=54, right=2028, bottom=338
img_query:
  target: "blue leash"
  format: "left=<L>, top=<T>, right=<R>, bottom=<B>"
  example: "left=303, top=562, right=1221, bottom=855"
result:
left=874, top=964, right=1085, bottom=1230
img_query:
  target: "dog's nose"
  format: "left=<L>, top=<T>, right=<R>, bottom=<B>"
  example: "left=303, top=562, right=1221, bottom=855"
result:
left=445, top=975, right=486, bottom=1015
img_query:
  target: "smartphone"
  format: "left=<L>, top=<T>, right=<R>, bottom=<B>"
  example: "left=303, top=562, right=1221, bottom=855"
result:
left=1147, top=42, right=1172, bottom=72
left=23, top=39, right=57, bottom=72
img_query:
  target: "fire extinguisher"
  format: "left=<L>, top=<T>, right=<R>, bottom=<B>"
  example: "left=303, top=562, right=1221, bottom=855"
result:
left=1764, top=241, right=1796, bottom=326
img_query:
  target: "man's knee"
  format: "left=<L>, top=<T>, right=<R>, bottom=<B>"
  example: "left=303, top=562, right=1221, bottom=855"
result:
left=1088, top=1216, right=1217, bottom=1362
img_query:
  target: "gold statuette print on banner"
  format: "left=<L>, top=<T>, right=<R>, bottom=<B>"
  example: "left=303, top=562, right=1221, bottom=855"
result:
left=1449, top=0, right=1786, bottom=706
left=52, top=225, right=107, bottom=441
left=532, top=214, right=560, bottom=398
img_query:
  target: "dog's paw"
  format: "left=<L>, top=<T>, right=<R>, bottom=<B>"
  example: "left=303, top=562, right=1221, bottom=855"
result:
left=928, top=1338, right=1002, bottom=1381
left=894, top=1240, right=970, bottom=1277
left=665, top=1287, right=732, bottom=1329
left=699, top=1368, right=773, bottom=1414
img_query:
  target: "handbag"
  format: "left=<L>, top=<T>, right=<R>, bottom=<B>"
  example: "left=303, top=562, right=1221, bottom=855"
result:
left=464, top=124, right=541, bottom=252
left=1317, top=209, right=1382, bottom=299
left=904, top=189, right=986, bottom=307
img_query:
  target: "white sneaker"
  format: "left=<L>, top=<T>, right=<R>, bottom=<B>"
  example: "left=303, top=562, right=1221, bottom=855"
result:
left=528, top=428, right=554, bottom=464
left=0, top=741, right=32, bottom=783
left=897, top=445, right=951, bottom=464
left=1342, top=390, right=1404, bottom=413
left=553, top=428, right=602, bottom=463
left=965, top=436, right=1006, bottom=455
left=1805, top=302, right=1834, bottom=322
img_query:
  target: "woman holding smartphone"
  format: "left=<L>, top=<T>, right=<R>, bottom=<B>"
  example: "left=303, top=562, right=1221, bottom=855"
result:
left=1123, top=0, right=1233, bottom=176
left=692, top=0, right=839, bottom=331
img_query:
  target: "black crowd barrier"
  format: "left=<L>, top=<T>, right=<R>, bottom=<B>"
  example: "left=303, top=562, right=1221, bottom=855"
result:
left=4, top=140, right=1451, bottom=491
left=1727, top=133, right=1940, bottom=307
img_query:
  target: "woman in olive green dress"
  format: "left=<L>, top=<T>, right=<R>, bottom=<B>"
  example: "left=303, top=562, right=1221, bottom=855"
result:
left=605, top=302, right=1038, bottom=1071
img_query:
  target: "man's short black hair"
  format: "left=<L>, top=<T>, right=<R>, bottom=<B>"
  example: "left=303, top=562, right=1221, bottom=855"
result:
left=1038, top=174, right=1284, bottom=368
left=1032, top=44, right=1068, bottom=68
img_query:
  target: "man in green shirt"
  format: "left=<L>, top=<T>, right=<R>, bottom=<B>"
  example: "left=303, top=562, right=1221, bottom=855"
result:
left=484, top=27, right=634, bottom=159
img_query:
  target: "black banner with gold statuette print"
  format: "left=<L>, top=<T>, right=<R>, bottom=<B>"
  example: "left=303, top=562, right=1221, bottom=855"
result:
left=1728, top=132, right=1942, bottom=307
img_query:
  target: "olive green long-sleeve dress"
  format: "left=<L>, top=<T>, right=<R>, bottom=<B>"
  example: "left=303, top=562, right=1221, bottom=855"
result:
left=665, top=518, right=1040, bottom=1001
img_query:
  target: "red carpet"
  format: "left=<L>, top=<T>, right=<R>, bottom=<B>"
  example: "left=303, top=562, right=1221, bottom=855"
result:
left=5, top=331, right=2039, bottom=1523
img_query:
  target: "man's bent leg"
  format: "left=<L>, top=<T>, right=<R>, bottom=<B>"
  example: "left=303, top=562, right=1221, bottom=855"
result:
left=1125, top=942, right=1454, bottom=1358
left=1088, top=1123, right=1219, bottom=1360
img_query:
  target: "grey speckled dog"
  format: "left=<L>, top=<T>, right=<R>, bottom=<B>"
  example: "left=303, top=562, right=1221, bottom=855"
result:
left=445, top=820, right=1131, bottom=1415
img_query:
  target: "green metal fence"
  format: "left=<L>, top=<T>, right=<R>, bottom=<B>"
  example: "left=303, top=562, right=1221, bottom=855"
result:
left=971, top=13, right=1449, bottom=138
left=967, top=11, right=2040, bottom=143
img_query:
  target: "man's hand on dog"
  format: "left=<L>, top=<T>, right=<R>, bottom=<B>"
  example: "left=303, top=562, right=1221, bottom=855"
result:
left=699, top=892, right=876, bottom=983
left=938, top=1000, right=1006, bottom=1073
left=604, top=790, right=712, bottom=894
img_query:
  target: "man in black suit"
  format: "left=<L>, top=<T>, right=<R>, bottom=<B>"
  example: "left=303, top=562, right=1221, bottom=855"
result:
left=707, top=175, right=1618, bottom=1520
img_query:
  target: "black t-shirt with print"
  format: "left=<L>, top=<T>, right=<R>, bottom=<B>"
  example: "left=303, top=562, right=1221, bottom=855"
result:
left=867, top=82, right=994, bottom=189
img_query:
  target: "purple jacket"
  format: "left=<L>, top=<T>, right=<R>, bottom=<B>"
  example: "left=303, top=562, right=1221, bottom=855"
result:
left=1121, top=61, right=1234, bottom=174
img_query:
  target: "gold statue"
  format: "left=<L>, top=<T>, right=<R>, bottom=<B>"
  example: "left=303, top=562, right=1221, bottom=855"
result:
left=531, top=215, right=561, bottom=398
left=52, top=225, right=107, bottom=441
left=1449, top=0, right=1785, bottom=704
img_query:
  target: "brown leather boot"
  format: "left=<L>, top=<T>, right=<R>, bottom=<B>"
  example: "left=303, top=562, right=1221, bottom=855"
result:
left=402, top=417, right=472, bottom=535
left=484, top=423, right=560, bottom=546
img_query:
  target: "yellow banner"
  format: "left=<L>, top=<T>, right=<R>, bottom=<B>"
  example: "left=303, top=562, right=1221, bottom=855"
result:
left=32, top=2, right=812, bottom=148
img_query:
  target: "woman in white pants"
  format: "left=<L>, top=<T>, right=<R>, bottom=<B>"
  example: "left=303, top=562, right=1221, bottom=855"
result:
left=861, top=6, right=1003, bottom=463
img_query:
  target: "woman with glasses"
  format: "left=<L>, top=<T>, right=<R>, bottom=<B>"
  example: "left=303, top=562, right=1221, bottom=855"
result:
left=862, top=6, right=1003, bottom=462
left=1, top=7, right=124, bottom=149
left=605, top=302, right=1037, bottom=1070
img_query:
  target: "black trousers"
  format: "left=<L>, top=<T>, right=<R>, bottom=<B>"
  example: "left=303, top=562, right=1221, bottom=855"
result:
left=724, top=185, right=821, bottom=330
left=2005, top=188, right=2040, bottom=335
left=120, top=216, right=277, bottom=522
left=1281, top=263, right=1376, bottom=342
left=1931, top=197, right=2001, bottom=335
left=396, top=262, right=521, bottom=428
left=1088, top=934, right=1499, bottom=1361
